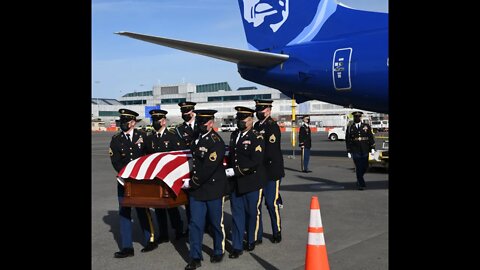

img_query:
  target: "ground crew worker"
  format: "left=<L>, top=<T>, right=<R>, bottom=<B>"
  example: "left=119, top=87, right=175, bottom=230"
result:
left=299, top=115, right=312, bottom=173
left=253, top=99, right=284, bottom=244
left=109, top=108, right=157, bottom=258
left=225, top=106, right=265, bottom=258
left=145, top=109, right=187, bottom=243
left=183, top=110, right=229, bottom=270
left=345, top=111, right=375, bottom=190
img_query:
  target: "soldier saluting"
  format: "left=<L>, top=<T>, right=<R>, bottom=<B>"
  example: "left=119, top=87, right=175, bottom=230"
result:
left=183, top=110, right=229, bottom=270
left=109, top=108, right=157, bottom=258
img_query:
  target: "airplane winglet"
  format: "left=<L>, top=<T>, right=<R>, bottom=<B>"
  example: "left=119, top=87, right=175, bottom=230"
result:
left=115, top=31, right=289, bottom=68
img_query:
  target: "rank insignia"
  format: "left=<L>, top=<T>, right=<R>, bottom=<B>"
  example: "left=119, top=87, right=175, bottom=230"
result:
left=109, top=148, right=113, bottom=156
left=269, top=134, right=276, bottom=143
left=209, top=151, right=217, bottom=161
left=255, top=145, right=262, bottom=152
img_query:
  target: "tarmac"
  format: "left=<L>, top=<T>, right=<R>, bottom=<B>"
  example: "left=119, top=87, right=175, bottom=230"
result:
left=92, top=131, right=388, bottom=270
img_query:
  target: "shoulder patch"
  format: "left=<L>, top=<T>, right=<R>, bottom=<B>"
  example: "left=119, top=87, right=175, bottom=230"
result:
left=167, top=128, right=176, bottom=134
left=211, top=133, right=220, bottom=142
left=255, top=145, right=262, bottom=152
left=109, top=147, right=113, bottom=156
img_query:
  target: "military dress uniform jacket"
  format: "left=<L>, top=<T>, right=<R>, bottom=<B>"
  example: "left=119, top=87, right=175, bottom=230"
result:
left=253, top=117, right=285, bottom=180
left=345, top=123, right=375, bottom=154
left=299, top=124, right=312, bottom=149
left=228, top=129, right=266, bottom=194
left=145, top=128, right=181, bottom=154
left=189, top=130, right=229, bottom=201
left=175, top=122, right=198, bottom=150
left=110, top=129, right=147, bottom=173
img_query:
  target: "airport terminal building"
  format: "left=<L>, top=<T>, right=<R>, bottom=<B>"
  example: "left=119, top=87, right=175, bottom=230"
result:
left=92, top=82, right=381, bottom=128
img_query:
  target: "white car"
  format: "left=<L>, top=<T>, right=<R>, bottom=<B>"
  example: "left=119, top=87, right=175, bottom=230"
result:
left=220, top=124, right=237, bottom=132
left=328, top=126, right=346, bottom=141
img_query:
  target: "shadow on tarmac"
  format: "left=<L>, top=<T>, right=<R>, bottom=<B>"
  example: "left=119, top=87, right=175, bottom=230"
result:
left=282, top=149, right=346, bottom=157
left=280, top=175, right=388, bottom=192
left=250, top=252, right=280, bottom=270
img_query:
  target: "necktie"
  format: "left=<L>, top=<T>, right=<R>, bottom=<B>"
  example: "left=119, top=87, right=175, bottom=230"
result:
left=126, top=133, right=131, bottom=142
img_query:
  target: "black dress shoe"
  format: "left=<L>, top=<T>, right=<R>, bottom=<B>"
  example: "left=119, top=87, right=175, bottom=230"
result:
left=141, top=242, right=158, bottom=253
left=155, top=236, right=169, bottom=244
left=255, top=239, right=262, bottom=245
left=306, top=170, right=312, bottom=173
left=228, top=249, right=243, bottom=259
left=210, top=253, right=224, bottom=263
left=114, top=248, right=134, bottom=258
left=185, top=259, right=201, bottom=270
left=246, top=242, right=255, bottom=251
left=272, top=232, right=282, bottom=243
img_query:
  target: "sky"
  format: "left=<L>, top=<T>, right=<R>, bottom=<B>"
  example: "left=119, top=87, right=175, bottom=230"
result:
left=92, top=0, right=388, bottom=99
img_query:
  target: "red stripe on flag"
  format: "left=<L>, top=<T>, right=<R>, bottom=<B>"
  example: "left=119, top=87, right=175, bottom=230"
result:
left=170, top=172, right=191, bottom=195
left=156, top=155, right=189, bottom=180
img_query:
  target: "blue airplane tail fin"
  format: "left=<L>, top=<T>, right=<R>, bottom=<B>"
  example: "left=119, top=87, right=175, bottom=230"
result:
left=237, top=0, right=387, bottom=51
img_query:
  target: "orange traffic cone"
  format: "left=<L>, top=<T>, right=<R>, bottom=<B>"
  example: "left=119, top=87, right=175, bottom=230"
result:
left=305, top=196, right=330, bottom=270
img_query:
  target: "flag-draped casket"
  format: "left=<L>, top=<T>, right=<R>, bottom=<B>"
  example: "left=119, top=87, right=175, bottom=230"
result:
left=117, top=150, right=192, bottom=208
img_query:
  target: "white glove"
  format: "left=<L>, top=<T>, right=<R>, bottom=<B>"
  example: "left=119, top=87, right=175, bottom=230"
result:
left=225, top=168, right=235, bottom=177
left=371, top=149, right=375, bottom=154
left=347, top=153, right=352, bottom=159
left=181, top=179, right=190, bottom=189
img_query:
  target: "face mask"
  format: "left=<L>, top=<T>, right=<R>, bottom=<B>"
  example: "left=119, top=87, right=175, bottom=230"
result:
left=256, top=112, right=266, bottom=120
left=353, top=117, right=361, bottom=123
left=199, top=124, right=209, bottom=134
left=152, top=121, right=162, bottom=131
left=237, top=120, right=247, bottom=131
left=120, top=122, right=130, bottom=132
left=182, top=114, right=192, bottom=122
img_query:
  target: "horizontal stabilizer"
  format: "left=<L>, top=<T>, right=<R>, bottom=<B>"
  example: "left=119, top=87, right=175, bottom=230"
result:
left=116, top=31, right=289, bottom=68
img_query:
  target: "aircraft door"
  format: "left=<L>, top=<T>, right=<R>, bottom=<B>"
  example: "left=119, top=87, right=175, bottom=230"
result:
left=332, top=48, right=352, bottom=90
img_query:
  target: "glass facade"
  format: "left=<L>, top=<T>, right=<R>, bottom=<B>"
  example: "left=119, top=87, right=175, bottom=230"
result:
left=99, top=111, right=120, bottom=116
left=161, top=98, right=186, bottom=104
left=122, top=91, right=153, bottom=97
left=208, top=94, right=271, bottom=102
left=121, top=100, right=147, bottom=105
left=197, top=82, right=232, bottom=93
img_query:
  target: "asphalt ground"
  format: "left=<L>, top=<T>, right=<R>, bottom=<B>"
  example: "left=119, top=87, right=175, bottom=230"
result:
left=92, top=131, right=388, bottom=270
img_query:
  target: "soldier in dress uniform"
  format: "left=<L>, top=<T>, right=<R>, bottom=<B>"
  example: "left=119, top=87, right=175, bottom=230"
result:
left=225, top=106, right=265, bottom=258
left=253, top=99, right=285, bottom=244
left=175, top=101, right=198, bottom=229
left=299, top=115, right=312, bottom=173
left=145, top=109, right=187, bottom=243
left=175, top=101, right=198, bottom=150
left=183, top=110, right=229, bottom=270
left=345, top=111, right=376, bottom=190
left=109, top=108, right=157, bottom=258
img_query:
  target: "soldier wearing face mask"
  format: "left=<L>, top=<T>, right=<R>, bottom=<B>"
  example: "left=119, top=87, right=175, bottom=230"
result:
left=176, top=101, right=198, bottom=150
left=299, top=115, right=312, bottom=173
left=225, top=106, right=265, bottom=258
left=183, top=110, right=228, bottom=269
left=145, top=109, right=187, bottom=244
left=253, top=99, right=285, bottom=245
left=109, top=108, right=157, bottom=258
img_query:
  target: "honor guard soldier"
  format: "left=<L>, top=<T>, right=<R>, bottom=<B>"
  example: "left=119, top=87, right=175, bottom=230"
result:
left=253, top=99, right=285, bottom=244
left=345, top=111, right=375, bottom=190
left=299, top=115, right=312, bottom=173
left=145, top=109, right=187, bottom=243
left=175, top=101, right=198, bottom=230
left=225, top=106, right=266, bottom=258
left=176, top=101, right=198, bottom=149
left=183, top=110, right=229, bottom=270
left=109, top=108, right=157, bottom=258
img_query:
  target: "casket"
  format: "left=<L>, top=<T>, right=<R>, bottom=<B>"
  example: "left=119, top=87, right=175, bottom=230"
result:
left=120, top=178, right=188, bottom=208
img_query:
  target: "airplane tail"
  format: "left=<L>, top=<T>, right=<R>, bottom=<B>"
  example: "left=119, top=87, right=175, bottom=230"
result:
left=237, top=0, right=387, bottom=51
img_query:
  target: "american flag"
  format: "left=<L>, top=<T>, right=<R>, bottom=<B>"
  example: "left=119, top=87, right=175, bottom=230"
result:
left=117, top=150, right=193, bottom=196
left=117, top=147, right=229, bottom=196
